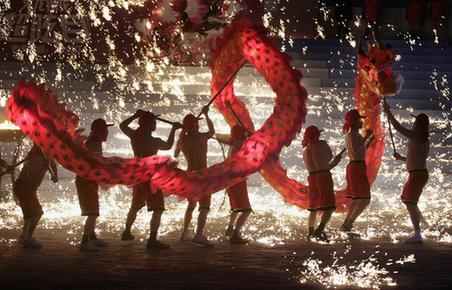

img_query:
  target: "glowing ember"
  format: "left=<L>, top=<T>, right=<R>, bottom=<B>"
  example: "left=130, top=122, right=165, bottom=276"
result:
left=0, top=0, right=450, bottom=266
left=0, top=121, right=20, bottom=130
left=298, top=250, right=415, bottom=289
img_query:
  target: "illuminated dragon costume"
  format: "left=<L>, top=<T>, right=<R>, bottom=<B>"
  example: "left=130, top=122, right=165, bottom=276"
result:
left=5, top=0, right=397, bottom=211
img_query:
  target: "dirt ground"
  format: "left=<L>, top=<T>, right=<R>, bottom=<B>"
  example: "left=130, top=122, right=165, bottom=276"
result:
left=1, top=228, right=452, bottom=290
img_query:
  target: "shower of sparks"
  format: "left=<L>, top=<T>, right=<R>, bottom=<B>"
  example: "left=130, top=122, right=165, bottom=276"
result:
left=0, top=2, right=451, bottom=286
left=262, top=0, right=293, bottom=51
left=1, top=1, right=451, bottom=244
left=430, top=69, right=452, bottom=143
left=0, top=120, right=20, bottom=130
left=296, top=249, right=416, bottom=289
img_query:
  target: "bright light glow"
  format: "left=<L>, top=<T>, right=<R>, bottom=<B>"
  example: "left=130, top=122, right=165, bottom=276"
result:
left=298, top=250, right=415, bottom=289
left=0, top=121, right=20, bottom=130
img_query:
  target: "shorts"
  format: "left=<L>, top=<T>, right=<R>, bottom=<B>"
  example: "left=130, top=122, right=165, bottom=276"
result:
left=13, top=182, right=43, bottom=219
left=346, top=161, right=371, bottom=199
left=185, top=166, right=211, bottom=210
left=131, top=182, right=165, bottom=212
left=75, top=177, right=99, bottom=216
left=401, top=169, right=429, bottom=204
left=307, top=171, right=336, bottom=211
left=226, top=181, right=251, bottom=212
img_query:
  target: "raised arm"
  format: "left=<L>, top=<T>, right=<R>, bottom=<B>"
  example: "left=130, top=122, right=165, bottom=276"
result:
left=329, top=148, right=345, bottom=169
left=48, top=159, right=58, bottom=183
left=383, top=100, right=414, bottom=138
left=120, top=110, right=142, bottom=137
left=174, top=135, right=183, bottom=158
left=159, top=123, right=182, bottom=150
left=202, top=105, right=215, bottom=138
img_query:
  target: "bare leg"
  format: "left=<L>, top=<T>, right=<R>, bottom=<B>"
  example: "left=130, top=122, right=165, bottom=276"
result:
left=122, top=206, right=144, bottom=240
left=417, top=206, right=429, bottom=227
left=82, top=216, right=97, bottom=243
left=226, top=211, right=238, bottom=236
left=341, top=203, right=355, bottom=231
left=342, top=199, right=370, bottom=230
left=316, top=209, right=334, bottom=234
left=124, top=207, right=139, bottom=234
left=181, top=202, right=196, bottom=240
left=27, top=214, right=42, bottom=240
left=308, top=211, right=318, bottom=236
left=146, top=210, right=170, bottom=249
left=406, top=204, right=421, bottom=236
left=21, top=215, right=43, bottom=249
left=149, top=209, right=163, bottom=241
left=233, top=211, right=251, bottom=238
left=348, top=199, right=370, bottom=226
left=79, top=216, right=100, bottom=251
left=194, top=208, right=209, bottom=238
left=21, top=219, right=29, bottom=241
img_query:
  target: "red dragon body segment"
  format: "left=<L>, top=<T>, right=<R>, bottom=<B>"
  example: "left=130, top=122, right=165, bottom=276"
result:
left=6, top=5, right=396, bottom=212
left=211, top=31, right=397, bottom=212
left=6, top=17, right=307, bottom=203
left=354, top=44, right=396, bottom=183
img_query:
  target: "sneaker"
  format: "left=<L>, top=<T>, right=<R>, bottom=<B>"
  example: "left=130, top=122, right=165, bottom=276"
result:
left=313, top=231, right=330, bottom=243
left=339, top=224, right=352, bottom=232
left=92, top=239, right=108, bottom=247
left=192, top=235, right=214, bottom=248
left=80, top=240, right=99, bottom=252
left=404, top=234, right=423, bottom=244
left=225, top=227, right=234, bottom=237
left=340, top=225, right=361, bottom=239
left=121, top=231, right=135, bottom=241
left=22, top=238, right=42, bottom=249
left=146, top=240, right=170, bottom=250
left=347, top=232, right=361, bottom=239
left=230, top=235, right=249, bottom=245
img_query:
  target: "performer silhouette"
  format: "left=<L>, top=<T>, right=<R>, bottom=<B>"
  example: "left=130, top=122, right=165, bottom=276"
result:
left=76, top=119, right=112, bottom=251
left=217, top=125, right=252, bottom=244
left=14, top=144, right=58, bottom=249
left=121, top=110, right=181, bottom=250
left=384, top=100, right=430, bottom=243
left=175, top=106, right=215, bottom=246
left=302, top=126, right=343, bottom=242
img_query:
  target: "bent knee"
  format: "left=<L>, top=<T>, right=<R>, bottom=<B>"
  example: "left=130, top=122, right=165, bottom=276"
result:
left=198, top=207, right=210, bottom=213
left=130, top=204, right=145, bottom=213
left=404, top=202, right=418, bottom=210
left=151, top=208, right=165, bottom=215
left=238, top=208, right=252, bottom=215
left=186, top=203, right=196, bottom=212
